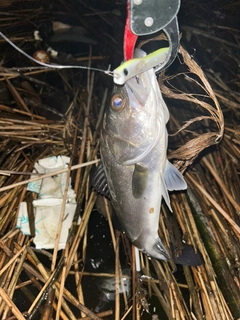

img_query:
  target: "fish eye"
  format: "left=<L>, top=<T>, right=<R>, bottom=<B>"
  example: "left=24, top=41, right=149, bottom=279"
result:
left=111, top=94, right=126, bottom=111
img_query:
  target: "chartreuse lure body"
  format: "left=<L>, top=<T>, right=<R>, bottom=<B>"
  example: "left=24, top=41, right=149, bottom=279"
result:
left=113, top=47, right=169, bottom=85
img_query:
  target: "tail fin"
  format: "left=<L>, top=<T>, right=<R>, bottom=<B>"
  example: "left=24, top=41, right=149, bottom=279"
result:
left=170, top=242, right=203, bottom=266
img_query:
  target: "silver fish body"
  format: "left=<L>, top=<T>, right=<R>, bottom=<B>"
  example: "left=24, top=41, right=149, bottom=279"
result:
left=100, top=49, right=187, bottom=260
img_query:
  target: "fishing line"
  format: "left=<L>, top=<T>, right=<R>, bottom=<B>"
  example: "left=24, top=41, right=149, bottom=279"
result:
left=0, top=31, right=114, bottom=77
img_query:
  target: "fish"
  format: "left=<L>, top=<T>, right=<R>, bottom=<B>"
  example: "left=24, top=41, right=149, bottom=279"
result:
left=94, top=48, right=188, bottom=261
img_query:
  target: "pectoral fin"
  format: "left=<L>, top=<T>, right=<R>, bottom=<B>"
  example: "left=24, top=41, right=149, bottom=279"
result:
left=164, top=161, right=187, bottom=191
left=132, top=163, right=148, bottom=199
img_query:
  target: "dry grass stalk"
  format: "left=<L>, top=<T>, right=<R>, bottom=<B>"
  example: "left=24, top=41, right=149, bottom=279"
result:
left=161, top=46, right=224, bottom=172
left=0, top=287, right=26, bottom=320
left=187, top=173, right=240, bottom=238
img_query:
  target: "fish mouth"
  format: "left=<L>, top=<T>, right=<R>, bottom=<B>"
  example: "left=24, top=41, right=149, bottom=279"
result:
left=125, top=76, right=149, bottom=108
left=124, top=59, right=155, bottom=110
left=124, top=48, right=153, bottom=108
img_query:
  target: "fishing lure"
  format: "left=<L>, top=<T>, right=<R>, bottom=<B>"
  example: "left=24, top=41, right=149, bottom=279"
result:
left=113, top=47, right=169, bottom=85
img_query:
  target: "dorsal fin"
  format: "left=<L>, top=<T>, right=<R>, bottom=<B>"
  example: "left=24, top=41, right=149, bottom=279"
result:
left=91, top=161, right=110, bottom=197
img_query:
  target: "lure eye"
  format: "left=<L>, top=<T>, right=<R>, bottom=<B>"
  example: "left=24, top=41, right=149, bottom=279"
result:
left=111, top=94, right=126, bottom=111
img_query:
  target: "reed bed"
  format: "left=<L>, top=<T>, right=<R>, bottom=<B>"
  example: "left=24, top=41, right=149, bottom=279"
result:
left=0, top=1, right=239, bottom=320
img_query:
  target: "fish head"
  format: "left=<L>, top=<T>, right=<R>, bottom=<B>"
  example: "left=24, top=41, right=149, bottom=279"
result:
left=102, top=49, right=169, bottom=166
